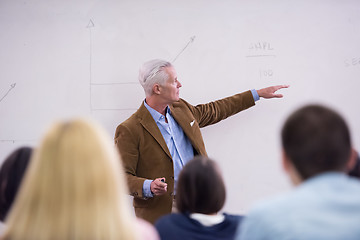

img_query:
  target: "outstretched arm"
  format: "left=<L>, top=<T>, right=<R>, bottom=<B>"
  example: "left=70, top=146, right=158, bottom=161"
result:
left=257, top=85, right=290, bottom=99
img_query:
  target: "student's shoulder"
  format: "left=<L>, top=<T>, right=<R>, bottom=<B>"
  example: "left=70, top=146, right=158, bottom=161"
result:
left=155, top=213, right=186, bottom=226
left=136, top=218, right=160, bottom=240
left=239, top=194, right=301, bottom=240
left=246, top=192, right=298, bottom=219
left=222, top=213, right=243, bottom=222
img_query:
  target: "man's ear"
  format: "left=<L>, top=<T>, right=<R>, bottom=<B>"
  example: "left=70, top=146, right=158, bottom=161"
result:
left=346, top=148, right=357, bottom=172
left=282, top=150, right=291, bottom=173
left=282, top=149, right=302, bottom=186
left=152, top=84, right=161, bottom=95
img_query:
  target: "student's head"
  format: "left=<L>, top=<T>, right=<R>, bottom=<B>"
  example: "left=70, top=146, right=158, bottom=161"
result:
left=281, top=104, right=352, bottom=182
left=176, top=156, right=226, bottom=215
left=3, top=119, right=136, bottom=240
left=0, top=147, right=32, bottom=221
left=138, top=59, right=176, bottom=97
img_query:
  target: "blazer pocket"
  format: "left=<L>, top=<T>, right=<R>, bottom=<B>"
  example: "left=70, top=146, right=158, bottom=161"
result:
left=133, top=196, right=155, bottom=208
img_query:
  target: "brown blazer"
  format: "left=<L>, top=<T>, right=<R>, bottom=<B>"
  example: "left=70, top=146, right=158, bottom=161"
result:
left=114, top=90, right=255, bottom=223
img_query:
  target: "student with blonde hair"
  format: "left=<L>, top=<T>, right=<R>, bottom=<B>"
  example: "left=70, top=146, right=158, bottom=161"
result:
left=1, top=119, right=158, bottom=240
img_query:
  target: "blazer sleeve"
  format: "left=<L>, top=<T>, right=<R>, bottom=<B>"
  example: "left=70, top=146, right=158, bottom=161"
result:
left=114, top=123, right=147, bottom=199
left=184, top=90, right=255, bottom=128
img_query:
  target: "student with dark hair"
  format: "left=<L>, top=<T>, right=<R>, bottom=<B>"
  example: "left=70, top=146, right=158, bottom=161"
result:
left=155, top=156, right=243, bottom=240
left=236, top=105, right=360, bottom=240
left=0, top=147, right=32, bottom=234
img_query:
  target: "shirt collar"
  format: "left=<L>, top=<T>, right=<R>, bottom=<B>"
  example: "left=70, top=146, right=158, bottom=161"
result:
left=189, top=213, right=225, bottom=227
left=144, top=100, right=171, bottom=122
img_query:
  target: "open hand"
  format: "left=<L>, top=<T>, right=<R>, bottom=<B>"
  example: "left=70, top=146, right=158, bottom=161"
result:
left=257, top=85, right=290, bottom=99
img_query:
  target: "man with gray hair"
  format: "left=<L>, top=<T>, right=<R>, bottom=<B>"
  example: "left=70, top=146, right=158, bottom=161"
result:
left=115, top=59, right=288, bottom=223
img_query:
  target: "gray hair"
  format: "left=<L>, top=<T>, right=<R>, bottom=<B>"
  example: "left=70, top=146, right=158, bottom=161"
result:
left=138, top=59, right=173, bottom=97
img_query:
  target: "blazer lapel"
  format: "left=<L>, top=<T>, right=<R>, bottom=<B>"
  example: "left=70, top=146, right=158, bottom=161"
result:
left=138, top=103, right=172, bottom=159
left=170, top=105, right=198, bottom=150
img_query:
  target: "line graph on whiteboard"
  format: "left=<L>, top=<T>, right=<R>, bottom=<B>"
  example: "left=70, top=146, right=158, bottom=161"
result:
left=0, top=83, right=16, bottom=103
left=86, top=21, right=197, bottom=112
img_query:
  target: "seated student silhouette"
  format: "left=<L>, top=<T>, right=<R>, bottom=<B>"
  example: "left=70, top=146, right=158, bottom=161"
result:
left=155, top=156, right=243, bottom=240
left=1, top=119, right=158, bottom=240
left=236, top=105, right=360, bottom=240
left=0, top=147, right=32, bottom=235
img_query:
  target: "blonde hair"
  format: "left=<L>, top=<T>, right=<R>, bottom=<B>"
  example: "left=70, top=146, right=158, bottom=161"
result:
left=2, top=119, right=137, bottom=240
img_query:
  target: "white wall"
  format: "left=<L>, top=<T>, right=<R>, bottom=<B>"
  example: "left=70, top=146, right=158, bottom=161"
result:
left=1, top=0, right=360, bottom=214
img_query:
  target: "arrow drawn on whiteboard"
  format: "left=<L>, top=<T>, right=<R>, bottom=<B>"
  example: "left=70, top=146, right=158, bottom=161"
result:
left=0, top=83, right=16, bottom=103
left=87, top=19, right=95, bottom=28
left=172, top=35, right=196, bottom=63
left=87, top=19, right=95, bottom=112
left=86, top=19, right=95, bottom=84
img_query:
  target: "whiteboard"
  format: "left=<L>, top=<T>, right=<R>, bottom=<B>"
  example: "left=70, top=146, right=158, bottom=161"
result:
left=1, top=0, right=360, bottom=214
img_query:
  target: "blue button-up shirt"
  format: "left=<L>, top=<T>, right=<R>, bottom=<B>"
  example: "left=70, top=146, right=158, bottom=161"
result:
left=142, top=89, right=259, bottom=197
left=143, top=101, right=194, bottom=197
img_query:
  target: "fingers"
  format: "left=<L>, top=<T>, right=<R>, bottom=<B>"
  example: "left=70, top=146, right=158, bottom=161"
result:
left=259, top=85, right=289, bottom=99
left=273, top=85, right=290, bottom=92
left=281, top=84, right=290, bottom=88
left=151, top=178, right=167, bottom=196
left=272, top=85, right=289, bottom=98
left=272, top=93, right=284, bottom=98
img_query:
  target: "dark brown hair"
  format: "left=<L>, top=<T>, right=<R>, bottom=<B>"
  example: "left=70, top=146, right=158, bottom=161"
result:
left=176, top=156, right=226, bottom=214
left=0, top=147, right=32, bottom=221
left=281, top=105, right=351, bottom=180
